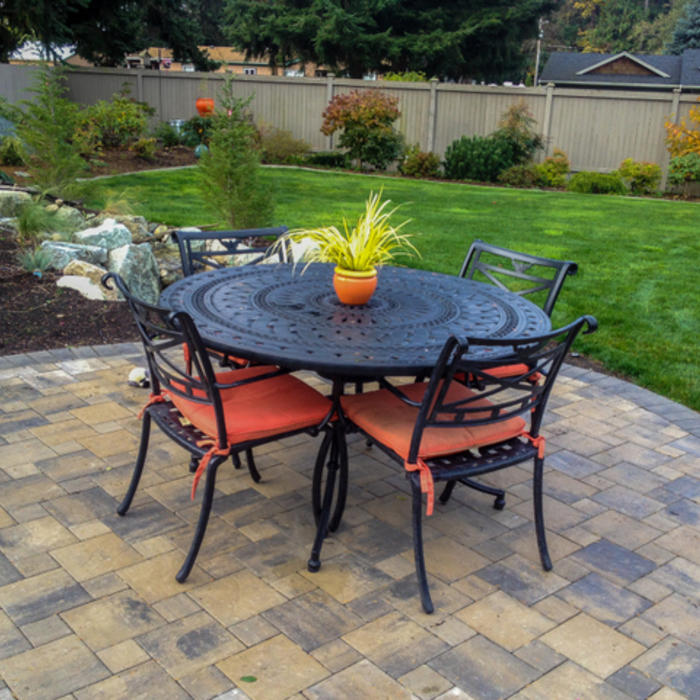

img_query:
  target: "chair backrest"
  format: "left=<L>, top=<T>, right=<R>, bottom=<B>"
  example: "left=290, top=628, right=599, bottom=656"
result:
left=406, top=316, right=597, bottom=463
left=102, top=272, right=229, bottom=445
left=460, top=239, right=578, bottom=317
left=172, top=226, right=289, bottom=277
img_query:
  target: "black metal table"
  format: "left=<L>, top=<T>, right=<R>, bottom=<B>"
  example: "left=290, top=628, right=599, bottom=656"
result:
left=160, top=263, right=551, bottom=377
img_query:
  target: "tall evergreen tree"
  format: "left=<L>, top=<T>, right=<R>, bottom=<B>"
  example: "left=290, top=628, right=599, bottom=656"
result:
left=224, top=0, right=555, bottom=82
left=668, top=0, right=700, bottom=52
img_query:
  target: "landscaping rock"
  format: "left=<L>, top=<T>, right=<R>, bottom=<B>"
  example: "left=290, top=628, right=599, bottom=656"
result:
left=52, top=205, right=86, bottom=232
left=56, top=275, right=111, bottom=301
left=63, top=260, right=120, bottom=301
left=152, top=242, right=184, bottom=287
left=74, top=218, right=132, bottom=250
left=0, top=190, right=31, bottom=217
left=40, top=241, right=108, bottom=270
left=92, top=214, right=151, bottom=243
left=108, top=243, right=160, bottom=304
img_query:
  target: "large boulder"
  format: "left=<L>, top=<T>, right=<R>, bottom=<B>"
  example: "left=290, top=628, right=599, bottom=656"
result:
left=0, top=190, right=31, bottom=217
left=56, top=276, right=110, bottom=301
left=91, top=214, right=151, bottom=243
left=40, top=240, right=108, bottom=270
left=51, top=205, right=86, bottom=232
left=74, top=218, right=132, bottom=250
left=108, top=243, right=160, bottom=304
left=63, top=260, right=120, bottom=301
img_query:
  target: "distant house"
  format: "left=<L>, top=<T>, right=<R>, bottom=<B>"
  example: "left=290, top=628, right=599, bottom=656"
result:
left=539, top=49, right=700, bottom=92
left=121, top=46, right=327, bottom=78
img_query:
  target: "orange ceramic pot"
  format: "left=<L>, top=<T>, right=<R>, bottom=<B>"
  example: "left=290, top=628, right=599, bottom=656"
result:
left=195, top=97, right=214, bottom=116
left=333, top=267, right=378, bottom=305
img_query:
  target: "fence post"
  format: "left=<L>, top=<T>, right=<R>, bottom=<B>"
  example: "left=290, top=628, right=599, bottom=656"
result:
left=326, top=73, right=335, bottom=150
left=542, top=82, right=555, bottom=160
left=136, top=71, right=144, bottom=103
left=427, top=78, right=439, bottom=153
left=660, top=87, right=682, bottom=191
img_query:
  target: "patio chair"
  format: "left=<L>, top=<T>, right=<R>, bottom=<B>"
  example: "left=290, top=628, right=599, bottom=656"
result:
left=172, top=226, right=290, bottom=277
left=172, top=226, right=290, bottom=474
left=338, top=316, right=597, bottom=613
left=103, top=272, right=334, bottom=582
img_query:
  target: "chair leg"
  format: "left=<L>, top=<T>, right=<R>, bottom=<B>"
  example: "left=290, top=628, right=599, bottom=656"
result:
left=231, top=452, right=242, bottom=470
left=533, top=456, right=552, bottom=571
left=308, top=427, right=340, bottom=572
left=411, top=480, right=434, bottom=614
left=176, top=454, right=225, bottom=583
left=312, top=430, right=348, bottom=532
left=459, top=477, right=506, bottom=510
left=189, top=455, right=199, bottom=473
left=245, top=448, right=261, bottom=483
left=439, top=480, right=456, bottom=504
left=117, top=413, right=151, bottom=516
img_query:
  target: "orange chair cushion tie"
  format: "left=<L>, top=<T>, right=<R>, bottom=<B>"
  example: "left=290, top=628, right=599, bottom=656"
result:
left=191, top=440, right=230, bottom=499
left=138, top=393, right=167, bottom=419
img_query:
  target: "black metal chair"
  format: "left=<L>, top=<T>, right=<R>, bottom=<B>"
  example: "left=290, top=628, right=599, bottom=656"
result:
left=103, top=272, right=334, bottom=582
left=337, top=316, right=597, bottom=613
left=172, top=226, right=290, bottom=277
left=460, top=239, right=578, bottom=317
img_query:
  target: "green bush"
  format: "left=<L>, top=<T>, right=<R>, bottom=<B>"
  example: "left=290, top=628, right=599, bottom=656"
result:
left=443, top=133, right=517, bottom=182
left=302, top=151, right=351, bottom=168
left=16, top=199, right=59, bottom=246
left=182, top=115, right=213, bottom=147
left=493, top=101, right=543, bottom=166
left=16, top=246, right=53, bottom=273
left=154, top=121, right=183, bottom=148
left=16, top=65, right=86, bottom=198
left=259, top=125, right=311, bottom=164
left=0, top=96, right=23, bottom=124
left=533, top=149, right=570, bottom=187
left=498, top=164, right=538, bottom=188
left=321, top=90, right=404, bottom=170
left=197, top=77, right=273, bottom=229
left=567, top=171, right=627, bottom=195
left=383, top=71, right=427, bottom=82
left=618, top=158, right=662, bottom=195
left=130, top=136, right=157, bottom=160
left=668, top=152, right=700, bottom=186
left=399, top=145, right=441, bottom=178
left=78, top=90, right=152, bottom=148
left=0, top=135, right=24, bottom=165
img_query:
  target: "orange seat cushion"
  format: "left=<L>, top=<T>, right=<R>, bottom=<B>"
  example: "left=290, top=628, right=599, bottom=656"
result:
left=166, top=366, right=331, bottom=445
left=341, top=381, right=525, bottom=461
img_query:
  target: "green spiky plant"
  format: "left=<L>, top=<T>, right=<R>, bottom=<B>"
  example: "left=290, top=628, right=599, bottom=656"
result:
left=280, top=190, right=418, bottom=272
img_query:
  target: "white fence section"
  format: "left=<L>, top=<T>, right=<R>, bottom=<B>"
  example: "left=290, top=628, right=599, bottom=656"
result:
left=1, top=63, right=697, bottom=178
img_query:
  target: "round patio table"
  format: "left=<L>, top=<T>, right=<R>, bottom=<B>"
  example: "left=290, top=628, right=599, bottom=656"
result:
left=160, top=263, right=551, bottom=378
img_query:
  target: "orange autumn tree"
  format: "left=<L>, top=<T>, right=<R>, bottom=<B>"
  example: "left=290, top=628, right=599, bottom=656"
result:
left=665, top=97, right=700, bottom=157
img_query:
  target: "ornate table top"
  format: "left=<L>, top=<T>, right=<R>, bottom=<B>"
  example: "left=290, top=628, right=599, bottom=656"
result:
left=161, top=263, right=551, bottom=377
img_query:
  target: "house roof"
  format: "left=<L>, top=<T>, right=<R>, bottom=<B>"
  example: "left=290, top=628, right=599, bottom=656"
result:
left=539, top=49, right=700, bottom=90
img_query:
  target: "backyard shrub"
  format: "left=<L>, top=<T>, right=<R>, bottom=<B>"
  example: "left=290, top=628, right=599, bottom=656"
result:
left=668, top=152, right=700, bottom=188
left=533, top=149, right=570, bottom=187
left=0, top=135, right=24, bottom=165
left=618, top=158, right=662, bottom=195
left=498, top=163, right=538, bottom=188
left=383, top=71, right=427, bottom=82
left=16, top=65, right=86, bottom=198
left=566, top=171, right=627, bottom=195
left=259, top=125, right=311, bottom=164
left=182, top=115, right=213, bottom=147
left=492, top=100, right=543, bottom=166
left=154, top=121, right=183, bottom=148
left=321, top=90, right=404, bottom=170
left=302, top=151, right=351, bottom=168
left=16, top=246, right=53, bottom=274
left=0, top=96, right=22, bottom=124
left=665, top=96, right=700, bottom=157
left=130, top=136, right=157, bottom=160
left=443, top=133, right=517, bottom=182
left=399, top=145, right=441, bottom=178
left=16, top=199, right=60, bottom=246
left=197, top=77, right=273, bottom=229
left=78, top=89, right=152, bottom=149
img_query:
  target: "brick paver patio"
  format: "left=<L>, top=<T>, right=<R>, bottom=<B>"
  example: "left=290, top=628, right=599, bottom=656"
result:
left=0, top=343, right=698, bottom=699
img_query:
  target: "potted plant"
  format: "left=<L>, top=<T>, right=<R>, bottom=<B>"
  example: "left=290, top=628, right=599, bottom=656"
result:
left=280, top=191, right=418, bottom=305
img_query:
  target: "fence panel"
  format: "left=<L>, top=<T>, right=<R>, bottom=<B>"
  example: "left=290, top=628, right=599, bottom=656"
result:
left=0, top=64, right=39, bottom=103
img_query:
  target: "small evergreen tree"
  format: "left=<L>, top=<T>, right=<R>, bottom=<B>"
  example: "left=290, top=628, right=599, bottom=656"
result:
left=17, top=64, right=86, bottom=198
left=197, top=78, right=273, bottom=229
left=668, top=0, right=700, bottom=52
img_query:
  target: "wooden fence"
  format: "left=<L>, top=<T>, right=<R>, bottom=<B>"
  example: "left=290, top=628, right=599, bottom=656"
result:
left=2, top=63, right=697, bottom=184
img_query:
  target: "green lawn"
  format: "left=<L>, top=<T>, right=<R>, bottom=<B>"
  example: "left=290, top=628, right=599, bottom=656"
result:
left=85, top=166, right=700, bottom=411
